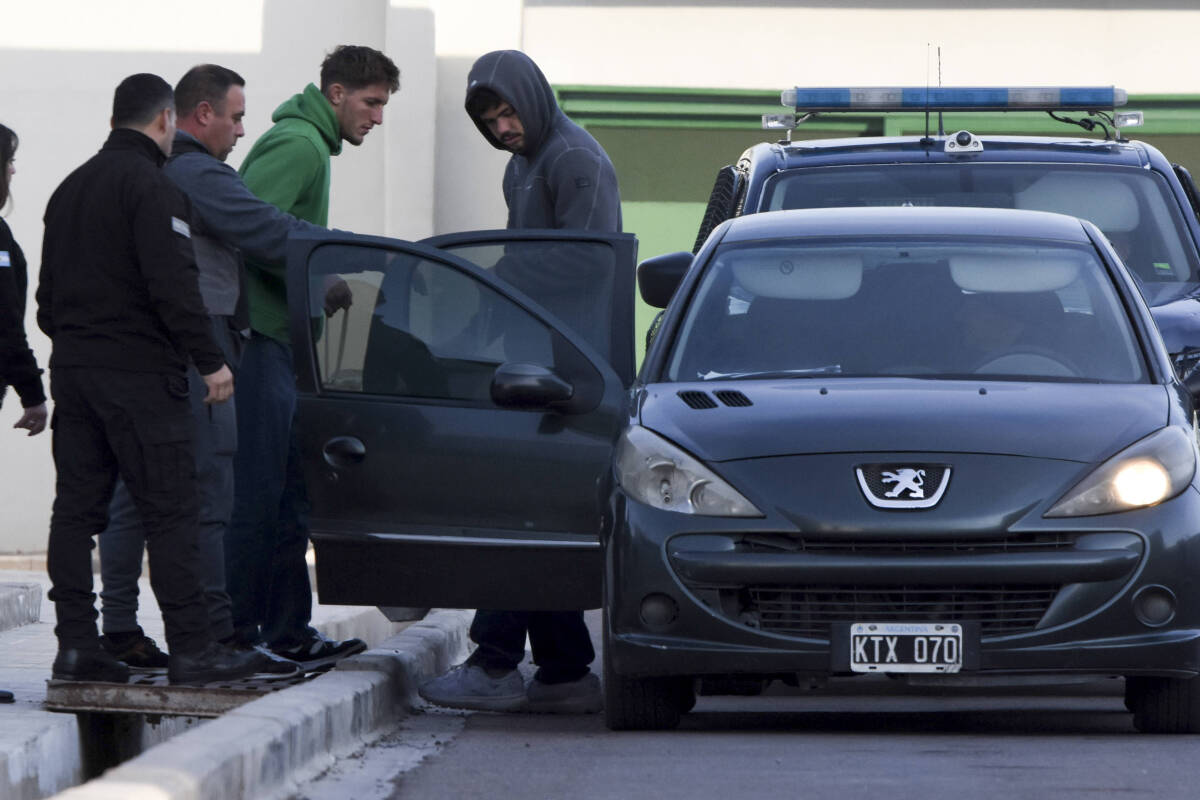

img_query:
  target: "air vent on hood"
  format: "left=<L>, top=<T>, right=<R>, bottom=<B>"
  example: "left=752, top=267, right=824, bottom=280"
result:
left=714, top=390, right=752, bottom=407
left=677, top=390, right=718, bottom=409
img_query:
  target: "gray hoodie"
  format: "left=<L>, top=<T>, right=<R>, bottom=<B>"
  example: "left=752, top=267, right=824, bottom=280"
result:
left=466, top=50, right=621, bottom=233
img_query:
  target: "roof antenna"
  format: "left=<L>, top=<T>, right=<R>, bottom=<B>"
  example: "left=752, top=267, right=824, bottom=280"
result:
left=921, top=42, right=933, bottom=145
left=937, top=46, right=945, bottom=137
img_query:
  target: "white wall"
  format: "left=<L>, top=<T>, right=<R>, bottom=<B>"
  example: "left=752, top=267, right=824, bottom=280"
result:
left=521, top=3, right=1200, bottom=93
left=0, top=0, right=436, bottom=552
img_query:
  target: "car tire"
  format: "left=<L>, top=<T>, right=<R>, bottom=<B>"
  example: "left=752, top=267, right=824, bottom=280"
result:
left=692, top=166, right=741, bottom=254
left=678, top=679, right=697, bottom=714
left=1126, top=675, right=1200, bottom=733
left=602, top=615, right=685, bottom=731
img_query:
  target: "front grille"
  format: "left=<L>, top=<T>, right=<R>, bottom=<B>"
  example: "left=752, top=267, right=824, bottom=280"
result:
left=742, top=532, right=1074, bottom=555
left=747, top=585, right=1058, bottom=639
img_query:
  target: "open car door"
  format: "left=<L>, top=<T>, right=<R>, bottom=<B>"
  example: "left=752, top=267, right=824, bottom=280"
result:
left=286, top=229, right=636, bottom=610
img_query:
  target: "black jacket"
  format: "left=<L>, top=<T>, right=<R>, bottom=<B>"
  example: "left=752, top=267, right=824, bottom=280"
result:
left=37, top=129, right=222, bottom=376
left=0, top=216, right=45, bottom=407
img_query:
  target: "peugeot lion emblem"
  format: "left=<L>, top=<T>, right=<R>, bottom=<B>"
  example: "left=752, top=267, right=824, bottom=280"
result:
left=856, top=464, right=951, bottom=509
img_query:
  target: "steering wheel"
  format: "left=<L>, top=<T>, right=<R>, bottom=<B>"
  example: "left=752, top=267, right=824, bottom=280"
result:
left=972, top=347, right=1082, bottom=378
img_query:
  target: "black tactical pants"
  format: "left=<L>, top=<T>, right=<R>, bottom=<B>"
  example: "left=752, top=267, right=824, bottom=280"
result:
left=47, top=366, right=209, bottom=655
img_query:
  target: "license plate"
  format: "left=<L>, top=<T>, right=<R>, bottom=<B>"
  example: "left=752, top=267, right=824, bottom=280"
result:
left=849, top=622, right=963, bottom=674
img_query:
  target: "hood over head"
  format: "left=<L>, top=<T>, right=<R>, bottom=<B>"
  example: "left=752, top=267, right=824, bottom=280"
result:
left=465, top=50, right=559, bottom=156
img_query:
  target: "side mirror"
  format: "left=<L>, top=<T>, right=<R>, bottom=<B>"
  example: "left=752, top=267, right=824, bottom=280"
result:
left=637, top=251, right=693, bottom=309
left=490, top=362, right=574, bottom=411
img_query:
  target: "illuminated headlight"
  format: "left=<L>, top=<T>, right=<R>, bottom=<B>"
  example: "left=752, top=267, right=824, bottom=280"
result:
left=615, top=426, right=762, bottom=517
left=1045, top=427, right=1196, bottom=518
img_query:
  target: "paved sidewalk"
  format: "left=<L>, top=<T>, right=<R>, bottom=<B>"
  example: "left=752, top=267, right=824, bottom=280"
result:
left=0, top=569, right=472, bottom=800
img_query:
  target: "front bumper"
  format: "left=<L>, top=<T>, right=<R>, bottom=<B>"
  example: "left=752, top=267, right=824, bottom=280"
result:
left=605, top=489, right=1200, bottom=680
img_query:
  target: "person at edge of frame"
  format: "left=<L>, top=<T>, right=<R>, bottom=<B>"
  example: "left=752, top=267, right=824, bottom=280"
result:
left=226, top=45, right=398, bottom=671
left=418, top=49, right=622, bottom=715
left=36, top=73, right=261, bottom=686
left=0, top=122, right=48, bottom=704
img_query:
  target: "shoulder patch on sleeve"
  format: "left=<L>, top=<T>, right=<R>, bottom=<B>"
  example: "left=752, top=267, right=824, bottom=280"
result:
left=171, top=216, right=191, bottom=238
left=574, top=176, right=593, bottom=189
left=0, top=250, right=10, bottom=268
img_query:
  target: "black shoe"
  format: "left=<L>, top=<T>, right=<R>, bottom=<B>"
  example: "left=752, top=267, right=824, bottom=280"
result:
left=0, top=689, right=13, bottom=703
left=221, top=640, right=302, bottom=676
left=100, top=631, right=169, bottom=671
left=52, top=647, right=131, bottom=683
left=270, top=633, right=367, bottom=671
left=167, top=641, right=262, bottom=685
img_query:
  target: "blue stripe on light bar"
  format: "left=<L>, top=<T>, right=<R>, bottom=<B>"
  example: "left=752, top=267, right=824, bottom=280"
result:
left=782, top=87, right=1126, bottom=111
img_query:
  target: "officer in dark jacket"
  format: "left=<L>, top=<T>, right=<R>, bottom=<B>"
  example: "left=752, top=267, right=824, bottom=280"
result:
left=0, top=123, right=43, bottom=706
left=0, top=123, right=47, bottom=436
left=37, top=73, right=258, bottom=685
left=419, top=50, right=621, bottom=715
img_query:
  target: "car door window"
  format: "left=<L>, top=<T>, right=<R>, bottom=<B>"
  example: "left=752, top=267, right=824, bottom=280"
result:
left=306, top=242, right=597, bottom=403
left=432, top=239, right=619, bottom=368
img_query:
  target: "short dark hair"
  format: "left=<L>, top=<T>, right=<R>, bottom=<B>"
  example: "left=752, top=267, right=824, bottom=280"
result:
left=0, top=123, right=16, bottom=210
left=112, top=73, right=174, bottom=128
left=319, top=45, right=399, bottom=95
left=466, top=88, right=505, bottom=120
left=175, top=64, right=245, bottom=117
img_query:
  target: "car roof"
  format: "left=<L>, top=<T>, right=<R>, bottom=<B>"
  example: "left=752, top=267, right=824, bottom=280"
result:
left=760, top=135, right=1155, bottom=170
left=718, top=205, right=1094, bottom=244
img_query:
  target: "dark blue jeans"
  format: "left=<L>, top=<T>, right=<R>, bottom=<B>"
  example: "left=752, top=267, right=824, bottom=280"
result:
left=225, top=332, right=314, bottom=649
left=467, top=610, right=594, bottom=684
left=99, top=318, right=240, bottom=642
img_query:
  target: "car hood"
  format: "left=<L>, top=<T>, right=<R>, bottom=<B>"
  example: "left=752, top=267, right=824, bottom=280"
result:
left=638, top=379, right=1168, bottom=463
left=1148, top=291, right=1200, bottom=354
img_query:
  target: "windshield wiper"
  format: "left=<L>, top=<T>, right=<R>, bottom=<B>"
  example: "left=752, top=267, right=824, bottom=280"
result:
left=701, top=365, right=843, bottom=381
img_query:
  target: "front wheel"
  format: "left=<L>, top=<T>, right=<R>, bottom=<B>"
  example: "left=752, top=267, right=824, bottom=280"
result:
left=602, top=616, right=686, bottom=731
left=1125, top=675, right=1200, bottom=733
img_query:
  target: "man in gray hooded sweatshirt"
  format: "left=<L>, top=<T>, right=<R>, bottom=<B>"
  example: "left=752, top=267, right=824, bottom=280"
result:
left=419, top=50, right=621, bottom=714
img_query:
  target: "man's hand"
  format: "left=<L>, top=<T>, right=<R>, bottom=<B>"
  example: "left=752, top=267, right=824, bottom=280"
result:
left=13, top=403, right=48, bottom=436
left=322, top=276, right=353, bottom=317
left=201, top=364, right=234, bottom=404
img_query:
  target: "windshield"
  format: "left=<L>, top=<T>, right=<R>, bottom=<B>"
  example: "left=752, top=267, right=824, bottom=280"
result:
left=761, top=164, right=1200, bottom=303
left=666, top=237, right=1148, bottom=383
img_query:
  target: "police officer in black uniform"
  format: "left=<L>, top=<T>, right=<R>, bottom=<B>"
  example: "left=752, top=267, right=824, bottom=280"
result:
left=37, top=74, right=259, bottom=685
left=1, top=122, right=45, bottom=704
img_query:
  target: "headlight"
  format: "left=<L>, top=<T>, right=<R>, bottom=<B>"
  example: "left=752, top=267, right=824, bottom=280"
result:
left=1045, top=427, right=1197, bottom=518
left=614, top=426, right=762, bottom=517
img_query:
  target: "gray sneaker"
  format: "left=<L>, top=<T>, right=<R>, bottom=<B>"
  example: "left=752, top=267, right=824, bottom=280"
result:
left=418, top=664, right=527, bottom=712
left=525, top=672, right=603, bottom=714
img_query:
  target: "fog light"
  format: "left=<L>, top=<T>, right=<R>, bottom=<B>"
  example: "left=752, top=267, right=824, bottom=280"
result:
left=1132, top=585, right=1176, bottom=627
left=639, top=593, right=680, bottom=631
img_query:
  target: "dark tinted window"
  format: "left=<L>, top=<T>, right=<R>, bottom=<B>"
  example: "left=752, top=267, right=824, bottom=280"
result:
left=434, top=240, right=617, bottom=364
left=306, top=244, right=598, bottom=402
left=666, top=237, right=1147, bottom=383
left=762, top=164, right=1200, bottom=290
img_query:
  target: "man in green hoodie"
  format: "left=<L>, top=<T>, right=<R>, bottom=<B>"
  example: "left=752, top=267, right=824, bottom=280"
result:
left=227, top=45, right=399, bottom=669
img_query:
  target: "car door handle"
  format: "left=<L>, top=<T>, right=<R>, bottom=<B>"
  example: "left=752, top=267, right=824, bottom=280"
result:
left=322, top=436, right=366, bottom=467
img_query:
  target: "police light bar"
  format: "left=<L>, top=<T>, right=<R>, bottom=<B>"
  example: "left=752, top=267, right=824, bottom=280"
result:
left=781, top=87, right=1127, bottom=112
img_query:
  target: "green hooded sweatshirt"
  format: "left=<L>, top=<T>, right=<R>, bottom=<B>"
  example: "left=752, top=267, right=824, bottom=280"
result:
left=238, top=83, right=342, bottom=343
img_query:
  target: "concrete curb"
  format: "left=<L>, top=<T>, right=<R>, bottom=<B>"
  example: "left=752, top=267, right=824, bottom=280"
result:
left=0, top=583, right=41, bottom=633
left=49, top=609, right=472, bottom=800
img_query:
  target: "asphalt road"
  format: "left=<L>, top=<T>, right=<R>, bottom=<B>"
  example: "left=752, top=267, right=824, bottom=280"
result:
left=292, top=613, right=1197, bottom=800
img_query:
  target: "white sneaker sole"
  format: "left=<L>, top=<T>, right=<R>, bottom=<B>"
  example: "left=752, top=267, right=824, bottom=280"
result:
left=418, top=690, right=528, bottom=712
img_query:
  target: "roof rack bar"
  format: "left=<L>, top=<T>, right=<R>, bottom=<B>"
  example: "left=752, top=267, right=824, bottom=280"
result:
left=781, top=87, right=1127, bottom=113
